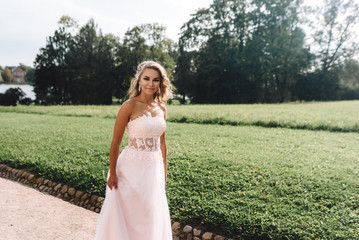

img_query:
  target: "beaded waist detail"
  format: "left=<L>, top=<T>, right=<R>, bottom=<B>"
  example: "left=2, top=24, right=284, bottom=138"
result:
left=127, top=137, right=160, bottom=152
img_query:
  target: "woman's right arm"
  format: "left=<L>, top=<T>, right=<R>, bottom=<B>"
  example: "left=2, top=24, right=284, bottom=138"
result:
left=107, top=101, right=132, bottom=190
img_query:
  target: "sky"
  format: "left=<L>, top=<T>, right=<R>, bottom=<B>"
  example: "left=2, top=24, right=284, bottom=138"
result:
left=0, top=0, right=212, bottom=67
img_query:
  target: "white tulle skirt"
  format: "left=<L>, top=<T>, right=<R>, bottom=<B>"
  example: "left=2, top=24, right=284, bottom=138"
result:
left=94, top=147, right=172, bottom=240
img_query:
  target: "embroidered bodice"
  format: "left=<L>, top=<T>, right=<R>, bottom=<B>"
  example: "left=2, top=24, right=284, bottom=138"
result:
left=126, top=114, right=166, bottom=152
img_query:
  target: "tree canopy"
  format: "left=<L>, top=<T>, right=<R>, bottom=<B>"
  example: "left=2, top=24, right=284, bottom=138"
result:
left=32, top=0, right=359, bottom=105
left=175, top=0, right=358, bottom=103
left=34, top=17, right=176, bottom=105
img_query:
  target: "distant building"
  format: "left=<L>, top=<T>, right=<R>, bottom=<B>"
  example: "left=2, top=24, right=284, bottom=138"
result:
left=11, top=67, right=26, bottom=83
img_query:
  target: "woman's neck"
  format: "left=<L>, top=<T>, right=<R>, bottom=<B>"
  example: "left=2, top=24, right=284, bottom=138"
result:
left=137, top=93, right=156, bottom=105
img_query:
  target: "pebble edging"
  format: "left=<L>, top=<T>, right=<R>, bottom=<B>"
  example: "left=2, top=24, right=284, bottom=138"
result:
left=0, top=163, right=234, bottom=240
left=0, top=163, right=104, bottom=213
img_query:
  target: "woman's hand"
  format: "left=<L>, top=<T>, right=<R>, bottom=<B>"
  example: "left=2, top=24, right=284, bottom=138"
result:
left=107, top=173, right=118, bottom=190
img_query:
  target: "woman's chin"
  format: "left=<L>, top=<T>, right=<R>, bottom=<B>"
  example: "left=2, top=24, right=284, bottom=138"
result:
left=142, top=90, right=156, bottom=96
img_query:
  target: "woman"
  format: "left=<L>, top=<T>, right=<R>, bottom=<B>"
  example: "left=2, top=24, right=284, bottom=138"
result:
left=94, top=61, right=173, bottom=240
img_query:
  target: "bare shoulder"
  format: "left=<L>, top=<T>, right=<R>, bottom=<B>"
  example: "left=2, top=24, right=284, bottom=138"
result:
left=158, top=101, right=167, bottom=119
left=117, top=99, right=135, bottom=118
left=122, top=98, right=136, bottom=108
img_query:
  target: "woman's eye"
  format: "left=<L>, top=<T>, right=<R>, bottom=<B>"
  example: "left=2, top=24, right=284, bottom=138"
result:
left=153, top=79, right=160, bottom=82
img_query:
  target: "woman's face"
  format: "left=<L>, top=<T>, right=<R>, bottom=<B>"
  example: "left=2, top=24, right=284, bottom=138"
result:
left=138, top=68, right=161, bottom=96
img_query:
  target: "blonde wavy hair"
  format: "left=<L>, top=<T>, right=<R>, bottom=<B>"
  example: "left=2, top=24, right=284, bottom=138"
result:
left=128, top=61, right=173, bottom=103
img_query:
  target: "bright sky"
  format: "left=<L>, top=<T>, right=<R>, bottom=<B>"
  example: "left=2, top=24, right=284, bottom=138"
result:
left=0, top=0, right=212, bottom=67
left=1, top=0, right=357, bottom=68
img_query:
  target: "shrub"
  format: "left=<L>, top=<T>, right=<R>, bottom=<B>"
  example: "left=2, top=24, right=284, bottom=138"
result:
left=0, top=88, right=26, bottom=106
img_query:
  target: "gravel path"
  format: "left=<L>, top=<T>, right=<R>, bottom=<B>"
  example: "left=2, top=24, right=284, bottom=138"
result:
left=0, top=177, right=99, bottom=240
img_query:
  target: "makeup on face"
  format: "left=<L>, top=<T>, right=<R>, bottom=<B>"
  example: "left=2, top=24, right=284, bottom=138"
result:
left=139, top=68, right=161, bottom=93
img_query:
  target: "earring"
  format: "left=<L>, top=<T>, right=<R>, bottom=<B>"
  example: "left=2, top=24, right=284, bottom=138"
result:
left=158, top=87, right=161, bottom=94
left=138, top=85, right=141, bottom=92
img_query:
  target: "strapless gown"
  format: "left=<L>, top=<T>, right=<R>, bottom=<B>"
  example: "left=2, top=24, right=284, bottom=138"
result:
left=94, top=115, right=172, bottom=240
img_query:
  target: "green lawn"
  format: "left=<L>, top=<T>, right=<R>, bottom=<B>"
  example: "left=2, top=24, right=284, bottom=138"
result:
left=1, top=100, right=359, bottom=132
left=0, top=103, right=358, bottom=239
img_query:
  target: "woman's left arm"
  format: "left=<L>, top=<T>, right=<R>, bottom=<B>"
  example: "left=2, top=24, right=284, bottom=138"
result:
left=160, top=106, right=168, bottom=184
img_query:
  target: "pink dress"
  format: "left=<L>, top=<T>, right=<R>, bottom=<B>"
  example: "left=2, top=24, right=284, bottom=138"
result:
left=94, top=115, right=172, bottom=240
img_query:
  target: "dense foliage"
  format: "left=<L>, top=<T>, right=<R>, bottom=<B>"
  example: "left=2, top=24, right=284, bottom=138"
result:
left=33, top=17, right=176, bottom=105
left=175, top=0, right=359, bottom=103
left=0, top=88, right=32, bottom=106
left=31, top=0, right=359, bottom=104
left=1, top=68, right=13, bottom=82
left=0, top=105, right=358, bottom=239
left=34, top=19, right=120, bottom=105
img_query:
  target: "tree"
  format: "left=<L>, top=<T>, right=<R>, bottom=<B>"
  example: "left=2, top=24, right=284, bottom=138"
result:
left=66, top=19, right=102, bottom=104
left=34, top=16, right=176, bottom=105
left=312, top=0, right=359, bottom=72
left=67, top=20, right=118, bottom=104
left=297, top=0, right=359, bottom=101
left=0, top=88, right=25, bottom=106
left=1, top=68, right=13, bottom=82
left=58, top=15, right=79, bottom=30
left=34, top=16, right=75, bottom=104
left=25, top=68, right=35, bottom=83
left=177, top=0, right=310, bottom=103
left=246, top=0, right=312, bottom=102
left=174, top=48, right=196, bottom=103
left=34, top=16, right=121, bottom=105
left=177, top=1, right=248, bottom=103
left=338, top=59, right=359, bottom=99
left=114, top=23, right=176, bottom=101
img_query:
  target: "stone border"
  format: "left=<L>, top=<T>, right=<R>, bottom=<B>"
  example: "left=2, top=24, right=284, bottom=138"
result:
left=0, top=163, right=104, bottom=213
left=171, top=222, right=234, bottom=240
left=0, top=163, right=234, bottom=240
